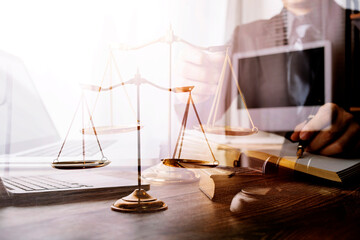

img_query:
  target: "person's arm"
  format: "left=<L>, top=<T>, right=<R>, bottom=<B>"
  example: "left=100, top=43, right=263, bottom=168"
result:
left=291, top=103, right=360, bottom=157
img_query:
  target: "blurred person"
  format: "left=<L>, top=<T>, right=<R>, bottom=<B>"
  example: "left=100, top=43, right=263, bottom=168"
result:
left=174, top=0, right=360, bottom=157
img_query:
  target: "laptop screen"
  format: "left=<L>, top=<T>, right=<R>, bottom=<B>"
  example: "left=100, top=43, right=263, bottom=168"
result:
left=0, top=51, right=59, bottom=155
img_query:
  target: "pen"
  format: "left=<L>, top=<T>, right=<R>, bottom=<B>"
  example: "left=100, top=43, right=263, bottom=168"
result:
left=296, top=114, right=315, bottom=158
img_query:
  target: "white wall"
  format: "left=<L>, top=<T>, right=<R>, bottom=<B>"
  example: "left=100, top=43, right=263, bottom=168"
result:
left=0, top=0, right=228, bottom=134
left=0, top=0, right=231, bottom=158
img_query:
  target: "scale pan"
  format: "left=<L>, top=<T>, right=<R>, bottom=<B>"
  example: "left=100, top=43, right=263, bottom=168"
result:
left=197, top=125, right=258, bottom=136
left=52, top=159, right=111, bottom=170
left=162, top=158, right=218, bottom=168
left=82, top=124, right=143, bottom=135
left=171, top=86, right=194, bottom=93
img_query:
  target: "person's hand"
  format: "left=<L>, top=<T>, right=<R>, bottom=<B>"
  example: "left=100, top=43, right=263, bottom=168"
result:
left=290, top=103, right=360, bottom=157
left=173, top=44, right=226, bottom=103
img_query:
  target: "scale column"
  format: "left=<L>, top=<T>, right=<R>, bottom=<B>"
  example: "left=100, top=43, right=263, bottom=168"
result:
left=111, top=71, right=167, bottom=213
left=136, top=77, right=142, bottom=190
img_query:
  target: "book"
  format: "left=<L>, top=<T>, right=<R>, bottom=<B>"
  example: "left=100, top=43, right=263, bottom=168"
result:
left=177, top=130, right=360, bottom=183
left=242, top=141, right=360, bottom=183
left=212, top=135, right=360, bottom=183
left=198, top=167, right=264, bottom=201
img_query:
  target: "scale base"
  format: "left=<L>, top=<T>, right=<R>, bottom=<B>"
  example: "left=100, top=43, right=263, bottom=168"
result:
left=111, top=189, right=167, bottom=213
left=142, top=162, right=199, bottom=184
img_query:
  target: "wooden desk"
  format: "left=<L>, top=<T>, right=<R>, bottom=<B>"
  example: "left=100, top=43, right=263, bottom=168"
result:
left=1, top=169, right=360, bottom=240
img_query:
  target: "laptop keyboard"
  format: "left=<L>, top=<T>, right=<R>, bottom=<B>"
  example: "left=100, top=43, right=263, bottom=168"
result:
left=2, top=176, right=93, bottom=192
left=17, top=140, right=116, bottom=157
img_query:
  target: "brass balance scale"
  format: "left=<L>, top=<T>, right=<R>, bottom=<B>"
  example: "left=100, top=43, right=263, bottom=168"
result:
left=51, top=50, right=136, bottom=169
left=198, top=48, right=258, bottom=137
left=51, top=28, right=257, bottom=212
left=162, top=48, right=258, bottom=169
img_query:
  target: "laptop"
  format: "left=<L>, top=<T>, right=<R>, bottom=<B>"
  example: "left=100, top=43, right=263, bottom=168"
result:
left=0, top=170, right=149, bottom=206
left=0, top=51, right=149, bottom=205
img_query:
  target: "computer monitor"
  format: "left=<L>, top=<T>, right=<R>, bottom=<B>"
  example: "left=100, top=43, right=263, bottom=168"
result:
left=229, top=40, right=332, bottom=132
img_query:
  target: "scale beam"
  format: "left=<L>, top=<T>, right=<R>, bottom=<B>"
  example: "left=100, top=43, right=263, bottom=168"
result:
left=110, top=25, right=229, bottom=52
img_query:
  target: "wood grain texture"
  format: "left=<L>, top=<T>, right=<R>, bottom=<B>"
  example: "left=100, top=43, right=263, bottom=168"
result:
left=0, top=170, right=360, bottom=240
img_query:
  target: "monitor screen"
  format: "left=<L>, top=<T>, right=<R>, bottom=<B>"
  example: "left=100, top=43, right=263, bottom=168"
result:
left=237, top=47, right=325, bottom=109
left=230, top=41, right=331, bottom=132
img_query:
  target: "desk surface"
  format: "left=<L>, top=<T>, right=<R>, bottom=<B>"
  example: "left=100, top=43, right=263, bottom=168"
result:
left=1, top=169, right=360, bottom=240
